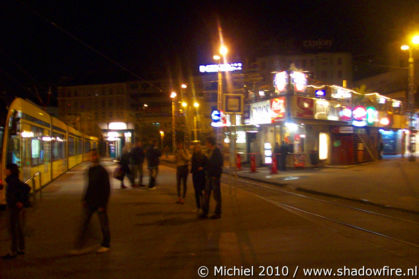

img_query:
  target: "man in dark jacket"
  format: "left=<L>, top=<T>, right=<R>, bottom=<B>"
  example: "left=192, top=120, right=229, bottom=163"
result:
left=71, top=149, right=111, bottom=254
left=200, top=137, right=223, bottom=219
left=130, top=141, right=145, bottom=186
left=146, top=140, right=161, bottom=189
left=2, top=164, right=27, bottom=259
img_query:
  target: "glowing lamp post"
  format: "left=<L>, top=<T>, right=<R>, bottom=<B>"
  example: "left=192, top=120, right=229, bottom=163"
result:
left=401, top=34, right=419, bottom=161
left=170, top=91, right=177, bottom=152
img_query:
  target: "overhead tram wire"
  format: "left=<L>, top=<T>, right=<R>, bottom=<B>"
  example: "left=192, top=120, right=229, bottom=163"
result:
left=15, top=0, right=164, bottom=93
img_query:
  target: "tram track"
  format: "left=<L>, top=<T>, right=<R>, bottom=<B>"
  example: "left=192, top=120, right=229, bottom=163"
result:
left=222, top=174, right=419, bottom=249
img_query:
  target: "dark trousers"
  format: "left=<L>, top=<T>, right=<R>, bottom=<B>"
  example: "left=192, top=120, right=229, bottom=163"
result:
left=148, top=166, right=158, bottom=187
left=279, top=155, right=287, bottom=170
left=202, top=176, right=221, bottom=216
left=9, top=208, right=25, bottom=254
left=75, top=206, right=110, bottom=249
left=176, top=165, right=188, bottom=198
left=192, top=171, right=205, bottom=209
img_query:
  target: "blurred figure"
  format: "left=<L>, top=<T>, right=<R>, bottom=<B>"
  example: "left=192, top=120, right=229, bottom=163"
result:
left=278, top=141, right=288, bottom=171
left=274, top=142, right=280, bottom=167
left=146, top=140, right=161, bottom=189
left=119, top=144, right=133, bottom=189
left=191, top=144, right=207, bottom=213
left=2, top=164, right=30, bottom=259
left=130, top=141, right=145, bottom=187
left=200, top=137, right=223, bottom=219
left=71, top=149, right=111, bottom=254
left=175, top=142, right=191, bottom=204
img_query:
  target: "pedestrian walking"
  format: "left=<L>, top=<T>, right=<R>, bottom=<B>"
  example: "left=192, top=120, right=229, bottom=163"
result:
left=2, top=164, right=30, bottom=260
left=278, top=141, right=288, bottom=171
left=146, top=140, right=161, bottom=189
left=200, top=137, right=223, bottom=219
left=130, top=141, right=145, bottom=186
left=175, top=142, right=191, bottom=204
left=191, top=144, right=207, bottom=213
left=118, top=144, right=133, bottom=189
left=71, top=149, right=111, bottom=255
left=274, top=142, right=281, bottom=167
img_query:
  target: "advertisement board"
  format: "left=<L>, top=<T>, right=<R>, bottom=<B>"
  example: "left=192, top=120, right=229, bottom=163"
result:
left=250, top=100, right=271, bottom=125
left=271, top=97, right=286, bottom=123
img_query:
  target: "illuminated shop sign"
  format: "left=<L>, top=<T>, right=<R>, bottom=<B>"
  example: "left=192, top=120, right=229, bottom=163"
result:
left=250, top=100, right=271, bottom=125
left=296, top=97, right=314, bottom=118
left=339, top=107, right=352, bottom=121
left=366, top=107, right=378, bottom=125
left=271, top=97, right=286, bottom=122
left=290, top=71, right=307, bottom=92
left=199, top=63, right=243, bottom=73
left=274, top=71, right=288, bottom=93
left=211, top=109, right=227, bottom=127
left=379, top=117, right=390, bottom=126
left=108, top=122, right=127, bottom=130
left=352, top=106, right=367, bottom=127
left=331, top=87, right=352, bottom=99
left=315, top=89, right=326, bottom=98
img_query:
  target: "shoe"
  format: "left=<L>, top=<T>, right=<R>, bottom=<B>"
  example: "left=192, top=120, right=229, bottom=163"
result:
left=96, top=246, right=110, bottom=253
left=17, top=250, right=24, bottom=255
left=2, top=253, right=17, bottom=260
left=180, top=198, right=184, bottom=204
left=210, top=214, right=221, bottom=219
left=176, top=198, right=182, bottom=204
left=139, top=184, right=146, bottom=187
left=121, top=185, right=127, bottom=189
left=198, top=214, right=208, bottom=219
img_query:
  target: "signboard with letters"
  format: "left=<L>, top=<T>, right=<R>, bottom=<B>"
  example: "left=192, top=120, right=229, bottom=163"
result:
left=224, top=94, right=244, bottom=114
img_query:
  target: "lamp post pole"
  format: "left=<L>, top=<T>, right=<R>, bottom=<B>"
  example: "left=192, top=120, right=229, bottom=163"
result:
left=170, top=91, right=177, bottom=153
left=407, top=48, right=416, bottom=161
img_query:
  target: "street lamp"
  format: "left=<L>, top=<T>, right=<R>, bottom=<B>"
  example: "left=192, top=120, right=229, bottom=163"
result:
left=170, top=91, right=177, bottom=152
left=401, top=34, right=419, bottom=161
left=214, top=45, right=228, bottom=144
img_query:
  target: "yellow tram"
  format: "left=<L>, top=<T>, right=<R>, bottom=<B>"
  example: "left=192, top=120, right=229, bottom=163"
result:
left=0, top=98, right=98, bottom=208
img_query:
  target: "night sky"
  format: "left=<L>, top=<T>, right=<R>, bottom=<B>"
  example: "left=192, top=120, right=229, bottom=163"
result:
left=0, top=0, right=418, bottom=103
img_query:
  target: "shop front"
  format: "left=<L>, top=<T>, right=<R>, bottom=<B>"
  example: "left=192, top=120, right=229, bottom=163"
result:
left=241, top=71, right=408, bottom=168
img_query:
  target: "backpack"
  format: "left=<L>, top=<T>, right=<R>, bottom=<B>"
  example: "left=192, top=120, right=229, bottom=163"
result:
left=19, top=181, right=32, bottom=208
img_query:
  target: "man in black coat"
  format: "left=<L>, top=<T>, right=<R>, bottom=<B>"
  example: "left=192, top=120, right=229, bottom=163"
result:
left=72, top=149, right=111, bottom=254
left=200, top=137, right=223, bottom=219
left=2, top=164, right=27, bottom=259
left=146, top=140, right=161, bottom=189
left=130, top=141, right=145, bottom=186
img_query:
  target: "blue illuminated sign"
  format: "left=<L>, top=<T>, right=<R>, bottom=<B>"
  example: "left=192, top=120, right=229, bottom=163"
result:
left=315, top=90, right=326, bottom=98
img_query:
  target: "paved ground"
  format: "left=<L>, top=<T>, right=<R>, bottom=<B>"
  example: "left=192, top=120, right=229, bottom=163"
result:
left=0, top=160, right=418, bottom=278
left=163, top=154, right=419, bottom=213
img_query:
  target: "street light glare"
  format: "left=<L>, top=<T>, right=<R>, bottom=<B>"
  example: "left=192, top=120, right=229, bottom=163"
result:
left=181, top=84, right=187, bottom=89
left=220, top=45, right=228, bottom=56
left=170, top=91, right=177, bottom=98
left=193, top=102, right=200, bottom=108
left=213, top=55, right=221, bottom=61
left=401, top=45, right=410, bottom=51
left=412, top=35, right=419, bottom=45
left=181, top=101, right=188, bottom=108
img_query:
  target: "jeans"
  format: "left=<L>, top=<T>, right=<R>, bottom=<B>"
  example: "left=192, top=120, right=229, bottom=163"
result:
left=192, top=171, right=205, bottom=208
left=202, top=176, right=221, bottom=216
left=75, top=205, right=110, bottom=249
left=130, top=164, right=144, bottom=185
left=176, top=165, right=188, bottom=198
left=9, top=208, right=25, bottom=254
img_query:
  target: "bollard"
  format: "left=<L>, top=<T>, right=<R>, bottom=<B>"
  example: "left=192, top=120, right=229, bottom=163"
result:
left=250, top=153, right=256, bottom=173
left=236, top=153, right=242, bottom=171
left=271, top=155, right=278, bottom=174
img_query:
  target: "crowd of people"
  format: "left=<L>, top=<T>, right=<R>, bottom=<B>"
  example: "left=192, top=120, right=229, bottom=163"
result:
left=2, top=136, right=223, bottom=259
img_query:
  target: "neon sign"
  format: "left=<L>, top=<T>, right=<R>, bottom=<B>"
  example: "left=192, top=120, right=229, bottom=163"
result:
left=352, top=106, right=367, bottom=127
left=315, top=89, right=326, bottom=98
left=271, top=98, right=286, bottom=122
left=199, top=63, right=242, bottom=73
left=290, top=71, right=307, bottom=92
left=274, top=71, right=288, bottom=92
left=366, top=107, right=378, bottom=125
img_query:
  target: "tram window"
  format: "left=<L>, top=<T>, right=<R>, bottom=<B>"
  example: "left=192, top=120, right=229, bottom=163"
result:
left=84, top=141, right=90, bottom=153
left=52, top=133, right=64, bottom=160
left=69, top=136, right=75, bottom=156
left=30, top=126, right=44, bottom=166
